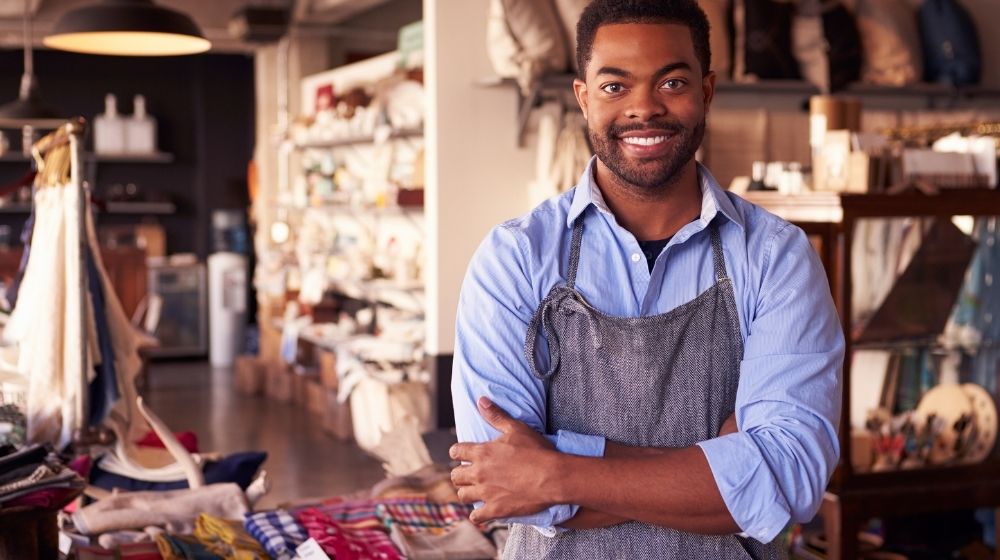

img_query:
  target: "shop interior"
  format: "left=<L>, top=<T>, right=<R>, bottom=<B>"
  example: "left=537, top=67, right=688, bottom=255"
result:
left=0, top=0, right=999, bottom=558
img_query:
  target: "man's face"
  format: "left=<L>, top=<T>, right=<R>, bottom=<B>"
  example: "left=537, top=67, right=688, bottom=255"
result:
left=574, top=22, right=714, bottom=192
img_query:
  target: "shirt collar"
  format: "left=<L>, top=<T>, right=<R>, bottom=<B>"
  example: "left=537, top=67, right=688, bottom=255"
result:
left=567, top=157, right=745, bottom=231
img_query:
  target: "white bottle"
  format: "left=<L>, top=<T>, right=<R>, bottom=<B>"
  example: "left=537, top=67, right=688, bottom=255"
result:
left=126, top=94, right=157, bottom=154
left=94, top=93, right=125, bottom=154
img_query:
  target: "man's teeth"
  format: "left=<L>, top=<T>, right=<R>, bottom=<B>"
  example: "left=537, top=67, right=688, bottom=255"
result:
left=622, top=136, right=667, bottom=146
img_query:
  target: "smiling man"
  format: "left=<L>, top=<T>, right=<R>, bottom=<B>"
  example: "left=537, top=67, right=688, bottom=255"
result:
left=450, top=1, right=844, bottom=558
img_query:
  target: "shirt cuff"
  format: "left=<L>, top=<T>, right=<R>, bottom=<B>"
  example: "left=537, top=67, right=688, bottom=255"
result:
left=510, top=430, right=604, bottom=536
left=697, top=433, right=791, bottom=544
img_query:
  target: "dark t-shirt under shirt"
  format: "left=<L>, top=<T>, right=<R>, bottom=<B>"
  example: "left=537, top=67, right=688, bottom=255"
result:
left=638, top=237, right=671, bottom=273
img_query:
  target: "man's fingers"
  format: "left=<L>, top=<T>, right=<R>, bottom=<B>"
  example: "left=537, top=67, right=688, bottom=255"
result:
left=449, top=442, right=481, bottom=462
left=456, top=485, right=482, bottom=504
left=477, top=396, right=522, bottom=434
left=470, top=503, right=499, bottom=524
left=450, top=464, right=475, bottom=486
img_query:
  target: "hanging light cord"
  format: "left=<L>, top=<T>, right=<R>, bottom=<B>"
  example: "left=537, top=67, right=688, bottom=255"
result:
left=21, top=0, right=33, bottom=95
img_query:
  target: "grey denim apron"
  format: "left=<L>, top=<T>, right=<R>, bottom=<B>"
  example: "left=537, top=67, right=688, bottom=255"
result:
left=504, top=217, right=784, bottom=560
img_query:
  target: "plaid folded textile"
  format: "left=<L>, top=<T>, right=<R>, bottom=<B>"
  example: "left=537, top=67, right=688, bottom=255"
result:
left=297, top=507, right=402, bottom=560
left=244, top=509, right=308, bottom=560
left=375, top=502, right=475, bottom=536
left=304, top=497, right=426, bottom=532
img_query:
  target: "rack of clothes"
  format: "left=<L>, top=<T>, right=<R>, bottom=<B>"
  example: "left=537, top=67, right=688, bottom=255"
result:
left=0, top=119, right=242, bottom=482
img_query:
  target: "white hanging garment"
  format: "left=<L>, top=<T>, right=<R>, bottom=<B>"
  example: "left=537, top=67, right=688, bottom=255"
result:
left=5, top=182, right=89, bottom=448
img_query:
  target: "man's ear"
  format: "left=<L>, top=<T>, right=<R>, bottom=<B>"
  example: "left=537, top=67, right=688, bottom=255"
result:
left=702, top=70, right=716, bottom=116
left=573, top=78, right=589, bottom=120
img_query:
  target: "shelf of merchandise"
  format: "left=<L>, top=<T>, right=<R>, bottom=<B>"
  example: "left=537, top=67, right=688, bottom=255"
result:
left=749, top=189, right=1000, bottom=560
left=275, top=53, right=428, bottom=376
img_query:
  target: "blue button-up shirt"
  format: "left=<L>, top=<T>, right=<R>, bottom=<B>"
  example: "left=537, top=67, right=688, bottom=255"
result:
left=452, top=159, right=844, bottom=544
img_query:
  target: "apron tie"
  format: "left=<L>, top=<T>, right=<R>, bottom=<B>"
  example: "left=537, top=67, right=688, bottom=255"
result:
left=524, top=286, right=602, bottom=381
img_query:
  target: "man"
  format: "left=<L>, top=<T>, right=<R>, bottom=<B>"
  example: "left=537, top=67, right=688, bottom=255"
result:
left=450, top=1, right=844, bottom=558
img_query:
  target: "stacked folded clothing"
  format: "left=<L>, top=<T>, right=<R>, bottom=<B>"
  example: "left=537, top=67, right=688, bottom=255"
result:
left=0, top=444, right=84, bottom=511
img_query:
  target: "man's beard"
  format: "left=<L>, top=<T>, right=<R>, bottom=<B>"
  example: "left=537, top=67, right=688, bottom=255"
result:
left=589, top=117, right=705, bottom=192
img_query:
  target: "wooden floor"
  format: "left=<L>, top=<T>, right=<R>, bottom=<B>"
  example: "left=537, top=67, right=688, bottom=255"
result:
left=142, top=360, right=385, bottom=510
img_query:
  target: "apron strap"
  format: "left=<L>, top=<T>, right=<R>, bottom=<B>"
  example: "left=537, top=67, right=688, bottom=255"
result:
left=566, top=217, right=584, bottom=289
left=710, top=223, right=728, bottom=282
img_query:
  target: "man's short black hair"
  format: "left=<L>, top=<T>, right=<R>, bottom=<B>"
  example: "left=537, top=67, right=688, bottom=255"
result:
left=576, top=0, right=712, bottom=79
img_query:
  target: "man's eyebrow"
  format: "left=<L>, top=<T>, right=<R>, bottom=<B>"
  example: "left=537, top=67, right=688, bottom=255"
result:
left=594, top=66, right=633, bottom=79
left=594, top=62, right=693, bottom=80
left=653, top=62, right=692, bottom=77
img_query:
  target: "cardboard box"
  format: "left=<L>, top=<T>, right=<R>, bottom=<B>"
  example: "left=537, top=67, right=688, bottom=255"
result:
left=234, top=355, right=264, bottom=395
left=318, top=350, right=338, bottom=390
left=322, top=390, right=353, bottom=442
left=265, top=362, right=292, bottom=403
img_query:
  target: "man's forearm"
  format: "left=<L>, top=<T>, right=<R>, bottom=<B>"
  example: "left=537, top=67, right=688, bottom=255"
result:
left=549, top=444, right=739, bottom=534
left=558, top=417, right=740, bottom=532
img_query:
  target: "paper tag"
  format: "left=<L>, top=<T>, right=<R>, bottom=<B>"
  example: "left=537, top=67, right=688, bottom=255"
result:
left=297, top=538, right=332, bottom=560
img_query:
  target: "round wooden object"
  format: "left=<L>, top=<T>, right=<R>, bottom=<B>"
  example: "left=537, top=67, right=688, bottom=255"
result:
left=961, top=382, right=998, bottom=464
left=915, top=383, right=973, bottom=464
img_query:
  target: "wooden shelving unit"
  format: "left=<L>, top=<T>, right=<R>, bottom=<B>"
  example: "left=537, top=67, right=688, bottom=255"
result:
left=749, top=189, right=1000, bottom=560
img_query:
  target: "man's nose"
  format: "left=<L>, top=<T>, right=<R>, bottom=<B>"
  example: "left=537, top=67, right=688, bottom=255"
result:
left=625, top=87, right=667, bottom=121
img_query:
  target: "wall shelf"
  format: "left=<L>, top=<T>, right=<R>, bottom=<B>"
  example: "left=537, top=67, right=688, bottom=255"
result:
left=103, top=201, right=176, bottom=215
left=0, top=200, right=176, bottom=215
left=0, top=152, right=176, bottom=164
left=86, top=152, right=174, bottom=164
left=486, top=73, right=1000, bottom=147
left=293, top=127, right=423, bottom=150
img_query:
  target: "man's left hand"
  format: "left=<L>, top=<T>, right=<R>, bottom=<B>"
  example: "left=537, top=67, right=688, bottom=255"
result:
left=449, top=397, right=558, bottom=522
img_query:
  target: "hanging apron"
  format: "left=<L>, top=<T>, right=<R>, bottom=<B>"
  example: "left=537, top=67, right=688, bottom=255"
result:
left=505, top=218, right=785, bottom=560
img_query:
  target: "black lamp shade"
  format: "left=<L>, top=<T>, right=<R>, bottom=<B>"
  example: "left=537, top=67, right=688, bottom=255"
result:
left=44, top=0, right=211, bottom=56
left=0, top=74, right=64, bottom=129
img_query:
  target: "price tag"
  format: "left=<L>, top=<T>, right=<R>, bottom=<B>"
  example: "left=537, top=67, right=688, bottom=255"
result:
left=296, top=538, right=332, bottom=560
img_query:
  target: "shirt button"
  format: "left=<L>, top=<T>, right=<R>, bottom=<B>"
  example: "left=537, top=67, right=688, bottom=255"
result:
left=631, top=253, right=641, bottom=263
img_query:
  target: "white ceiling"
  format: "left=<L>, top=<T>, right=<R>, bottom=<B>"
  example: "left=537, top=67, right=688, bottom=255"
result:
left=0, top=0, right=399, bottom=52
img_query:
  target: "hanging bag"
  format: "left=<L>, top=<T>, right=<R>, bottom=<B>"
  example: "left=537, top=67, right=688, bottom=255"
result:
left=918, top=0, right=981, bottom=86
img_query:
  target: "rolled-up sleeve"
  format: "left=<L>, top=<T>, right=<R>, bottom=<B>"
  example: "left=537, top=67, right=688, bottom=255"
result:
left=452, top=224, right=606, bottom=532
left=697, top=223, right=844, bottom=544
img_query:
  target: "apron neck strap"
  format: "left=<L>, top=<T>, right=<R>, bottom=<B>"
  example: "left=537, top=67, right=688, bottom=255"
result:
left=709, top=222, right=727, bottom=282
left=566, top=217, right=584, bottom=289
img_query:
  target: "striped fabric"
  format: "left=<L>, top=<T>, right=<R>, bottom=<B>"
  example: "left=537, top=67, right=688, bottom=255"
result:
left=296, top=507, right=401, bottom=560
left=375, top=502, right=475, bottom=535
left=307, top=496, right=425, bottom=531
left=244, top=509, right=308, bottom=560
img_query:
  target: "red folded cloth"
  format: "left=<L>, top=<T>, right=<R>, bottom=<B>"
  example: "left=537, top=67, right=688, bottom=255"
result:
left=5, top=486, right=83, bottom=510
left=135, top=431, right=199, bottom=453
left=297, top=507, right=402, bottom=560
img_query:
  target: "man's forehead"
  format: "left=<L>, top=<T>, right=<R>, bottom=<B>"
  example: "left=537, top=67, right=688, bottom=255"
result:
left=589, top=22, right=697, bottom=70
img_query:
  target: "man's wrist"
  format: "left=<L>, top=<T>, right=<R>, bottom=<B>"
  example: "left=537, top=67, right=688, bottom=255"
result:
left=544, top=449, right=576, bottom=505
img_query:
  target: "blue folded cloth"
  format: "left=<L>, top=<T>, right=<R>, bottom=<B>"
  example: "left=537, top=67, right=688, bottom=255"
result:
left=89, top=451, right=266, bottom=492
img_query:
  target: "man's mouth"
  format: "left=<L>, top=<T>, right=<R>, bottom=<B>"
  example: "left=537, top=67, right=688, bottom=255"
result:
left=620, top=135, right=670, bottom=147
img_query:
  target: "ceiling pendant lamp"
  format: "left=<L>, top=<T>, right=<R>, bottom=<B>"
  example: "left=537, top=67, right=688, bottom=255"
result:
left=0, top=0, right=63, bottom=128
left=44, top=0, right=211, bottom=57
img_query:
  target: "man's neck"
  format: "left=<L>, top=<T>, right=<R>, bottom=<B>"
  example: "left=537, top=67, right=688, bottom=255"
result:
left=593, top=160, right=702, bottom=241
